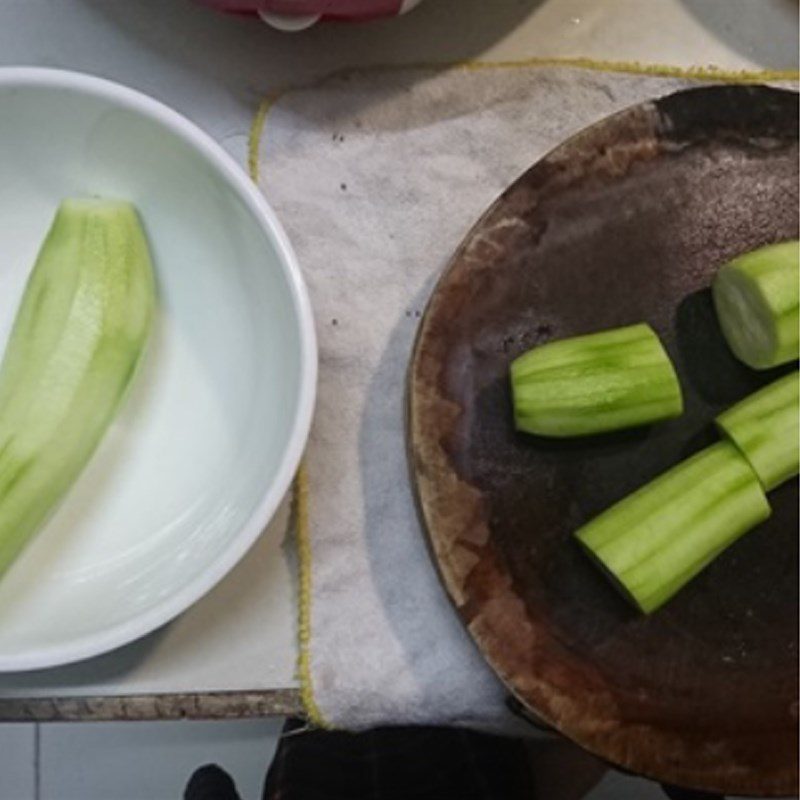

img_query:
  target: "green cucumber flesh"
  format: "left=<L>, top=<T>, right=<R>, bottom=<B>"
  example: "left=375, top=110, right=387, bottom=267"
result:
left=716, top=371, right=799, bottom=491
left=712, top=240, right=799, bottom=370
left=510, top=323, right=683, bottom=437
left=0, top=199, right=155, bottom=574
left=576, top=441, right=770, bottom=613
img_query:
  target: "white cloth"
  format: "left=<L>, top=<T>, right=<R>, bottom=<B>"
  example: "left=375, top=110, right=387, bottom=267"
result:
left=256, top=64, right=766, bottom=732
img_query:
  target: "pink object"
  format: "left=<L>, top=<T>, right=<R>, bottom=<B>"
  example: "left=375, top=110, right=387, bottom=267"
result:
left=196, top=0, right=423, bottom=27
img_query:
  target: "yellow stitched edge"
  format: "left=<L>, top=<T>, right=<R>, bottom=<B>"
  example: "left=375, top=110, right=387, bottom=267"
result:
left=247, top=55, right=798, bottom=730
left=248, top=92, right=282, bottom=185
left=248, top=100, right=329, bottom=729
left=255, top=59, right=798, bottom=97
left=291, top=460, right=328, bottom=728
left=456, top=56, right=798, bottom=82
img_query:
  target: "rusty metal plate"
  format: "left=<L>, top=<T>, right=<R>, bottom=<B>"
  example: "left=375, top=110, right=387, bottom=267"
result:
left=408, top=85, right=799, bottom=797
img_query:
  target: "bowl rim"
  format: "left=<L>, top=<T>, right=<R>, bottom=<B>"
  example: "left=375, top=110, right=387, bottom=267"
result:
left=0, top=66, right=317, bottom=671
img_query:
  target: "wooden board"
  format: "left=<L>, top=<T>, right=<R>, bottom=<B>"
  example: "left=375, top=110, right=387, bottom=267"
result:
left=408, top=85, right=799, bottom=797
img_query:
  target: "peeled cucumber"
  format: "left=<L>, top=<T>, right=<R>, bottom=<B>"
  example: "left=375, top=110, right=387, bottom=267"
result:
left=712, top=240, right=799, bottom=369
left=0, top=199, right=155, bottom=574
left=716, top=371, right=799, bottom=492
left=576, top=441, right=770, bottom=613
left=509, top=323, right=683, bottom=437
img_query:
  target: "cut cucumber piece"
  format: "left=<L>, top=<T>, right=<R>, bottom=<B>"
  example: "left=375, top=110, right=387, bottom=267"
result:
left=716, top=371, right=799, bottom=491
left=712, top=240, right=799, bottom=369
left=576, top=441, right=770, bottom=613
left=0, top=199, right=155, bottom=574
left=510, top=323, right=683, bottom=437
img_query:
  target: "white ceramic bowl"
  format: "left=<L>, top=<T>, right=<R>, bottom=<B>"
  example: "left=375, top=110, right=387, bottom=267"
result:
left=0, top=68, right=316, bottom=671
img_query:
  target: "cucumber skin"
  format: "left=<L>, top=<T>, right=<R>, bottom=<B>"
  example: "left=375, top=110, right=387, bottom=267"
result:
left=712, top=240, right=799, bottom=370
left=510, top=323, right=683, bottom=437
left=576, top=441, right=770, bottom=613
left=0, top=199, right=155, bottom=574
left=716, top=372, right=799, bottom=491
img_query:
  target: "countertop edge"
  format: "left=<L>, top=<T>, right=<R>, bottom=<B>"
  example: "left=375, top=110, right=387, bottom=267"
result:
left=0, top=689, right=303, bottom=722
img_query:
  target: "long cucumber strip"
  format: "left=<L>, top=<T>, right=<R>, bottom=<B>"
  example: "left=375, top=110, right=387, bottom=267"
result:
left=510, top=323, right=683, bottom=437
left=712, top=240, right=799, bottom=369
left=576, top=442, right=770, bottom=613
left=0, top=199, right=155, bottom=574
left=716, top=372, right=799, bottom=491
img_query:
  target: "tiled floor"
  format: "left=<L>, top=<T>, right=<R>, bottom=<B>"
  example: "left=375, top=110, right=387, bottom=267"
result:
left=1, top=719, right=282, bottom=800
left=0, top=724, right=36, bottom=799
left=3, top=718, right=774, bottom=800
left=588, top=770, right=667, bottom=799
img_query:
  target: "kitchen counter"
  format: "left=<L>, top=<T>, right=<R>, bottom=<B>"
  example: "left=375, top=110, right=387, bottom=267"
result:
left=0, top=0, right=796, bottom=721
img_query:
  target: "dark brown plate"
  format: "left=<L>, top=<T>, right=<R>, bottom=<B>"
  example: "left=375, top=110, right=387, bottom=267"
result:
left=408, top=85, right=799, bottom=797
